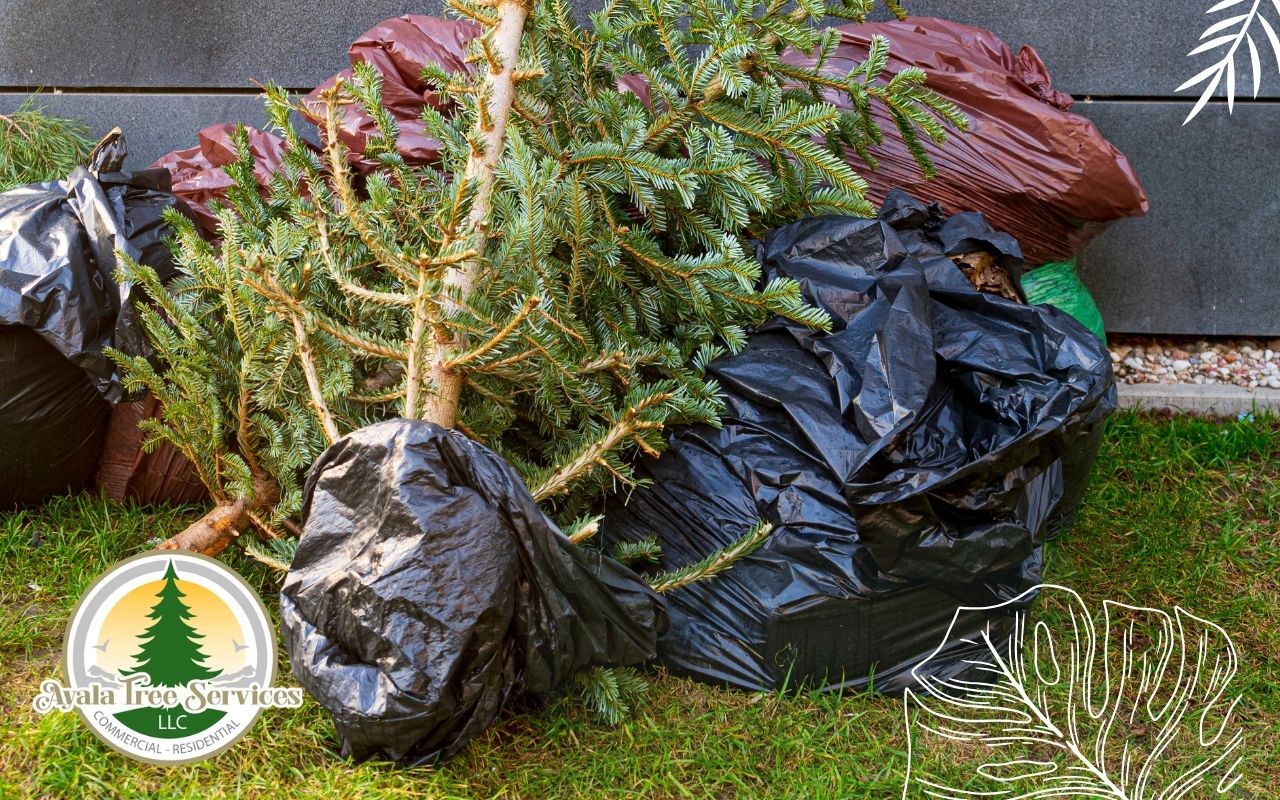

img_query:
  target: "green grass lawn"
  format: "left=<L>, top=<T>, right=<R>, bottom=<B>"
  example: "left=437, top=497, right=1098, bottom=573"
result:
left=1, top=411, right=1276, bottom=799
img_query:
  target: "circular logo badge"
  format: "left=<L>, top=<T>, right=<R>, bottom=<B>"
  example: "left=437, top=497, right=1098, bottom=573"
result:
left=46, top=551, right=294, bottom=764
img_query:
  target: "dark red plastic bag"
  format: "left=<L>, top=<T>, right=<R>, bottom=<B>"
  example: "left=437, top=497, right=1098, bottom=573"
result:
left=302, top=16, right=479, bottom=172
left=151, top=124, right=291, bottom=239
left=94, top=392, right=207, bottom=506
left=783, top=18, right=1148, bottom=265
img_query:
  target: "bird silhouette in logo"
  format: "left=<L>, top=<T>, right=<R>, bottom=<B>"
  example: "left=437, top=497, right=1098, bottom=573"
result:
left=231, top=638, right=250, bottom=654
left=91, top=639, right=110, bottom=653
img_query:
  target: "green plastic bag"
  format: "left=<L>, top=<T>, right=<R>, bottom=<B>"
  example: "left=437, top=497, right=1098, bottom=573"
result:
left=1020, top=258, right=1106, bottom=342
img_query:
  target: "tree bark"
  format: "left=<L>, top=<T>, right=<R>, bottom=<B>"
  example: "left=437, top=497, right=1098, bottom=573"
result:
left=156, top=499, right=251, bottom=557
left=156, top=473, right=280, bottom=556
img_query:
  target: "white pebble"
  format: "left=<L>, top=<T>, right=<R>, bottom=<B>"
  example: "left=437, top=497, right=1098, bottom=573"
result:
left=1107, top=339, right=1280, bottom=387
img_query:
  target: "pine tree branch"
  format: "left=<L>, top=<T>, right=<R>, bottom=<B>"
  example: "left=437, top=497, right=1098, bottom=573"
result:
left=315, top=214, right=415, bottom=307
left=464, top=346, right=541, bottom=373
left=291, top=316, right=341, bottom=444
left=319, top=86, right=422, bottom=286
left=529, top=392, right=671, bottom=501
left=613, top=536, right=662, bottom=565
left=0, top=99, right=93, bottom=191
left=244, top=271, right=410, bottom=361
left=564, top=514, right=602, bottom=544
left=446, top=295, right=541, bottom=369
left=246, top=510, right=286, bottom=540
left=241, top=536, right=295, bottom=572
left=647, top=520, right=773, bottom=593
left=349, top=387, right=406, bottom=404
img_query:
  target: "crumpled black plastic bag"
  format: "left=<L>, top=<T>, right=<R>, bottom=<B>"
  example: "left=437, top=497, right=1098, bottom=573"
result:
left=280, top=420, right=668, bottom=764
left=0, top=327, right=108, bottom=507
left=599, top=190, right=1116, bottom=693
left=0, top=131, right=183, bottom=401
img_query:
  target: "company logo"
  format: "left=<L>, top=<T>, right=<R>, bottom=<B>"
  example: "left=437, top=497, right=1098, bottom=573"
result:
left=33, top=552, right=302, bottom=764
left=902, top=584, right=1247, bottom=799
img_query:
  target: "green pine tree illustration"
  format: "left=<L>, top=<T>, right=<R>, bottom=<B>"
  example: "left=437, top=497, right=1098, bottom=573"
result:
left=122, top=561, right=221, bottom=688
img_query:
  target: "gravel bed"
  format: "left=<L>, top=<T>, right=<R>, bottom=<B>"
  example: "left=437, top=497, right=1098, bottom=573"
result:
left=1110, top=338, right=1280, bottom=388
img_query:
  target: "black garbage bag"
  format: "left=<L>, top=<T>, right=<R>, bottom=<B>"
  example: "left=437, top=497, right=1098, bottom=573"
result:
left=0, top=130, right=186, bottom=506
left=0, top=327, right=109, bottom=506
left=599, top=190, right=1116, bottom=694
left=0, top=130, right=183, bottom=401
left=280, top=420, right=668, bottom=764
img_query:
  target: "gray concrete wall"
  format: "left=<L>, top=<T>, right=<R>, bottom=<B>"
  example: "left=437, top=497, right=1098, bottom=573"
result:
left=2, top=1, right=1276, bottom=334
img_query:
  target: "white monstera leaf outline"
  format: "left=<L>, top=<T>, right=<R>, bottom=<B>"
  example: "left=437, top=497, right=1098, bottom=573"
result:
left=1178, top=0, right=1280, bottom=123
left=902, top=584, right=1247, bottom=800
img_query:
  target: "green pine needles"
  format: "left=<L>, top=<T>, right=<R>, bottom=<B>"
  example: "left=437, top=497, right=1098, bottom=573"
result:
left=115, top=0, right=964, bottom=551
left=0, top=99, right=93, bottom=191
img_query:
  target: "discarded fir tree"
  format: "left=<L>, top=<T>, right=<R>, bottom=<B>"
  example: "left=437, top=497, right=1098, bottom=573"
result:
left=114, top=0, right=964, bottom=559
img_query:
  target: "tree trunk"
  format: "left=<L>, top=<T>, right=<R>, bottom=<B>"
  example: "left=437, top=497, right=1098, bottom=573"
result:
left=161, top=2, right=530, bottom=554
left=421, top=0, right=531, bottom=428
left=156, top=499, right=250, bottom=557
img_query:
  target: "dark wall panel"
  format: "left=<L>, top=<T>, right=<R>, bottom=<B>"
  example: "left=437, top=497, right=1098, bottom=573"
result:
left=2, top=0, right=1229, bottom=96
left=1, top=1, right=426, bottom=88
left=1075, top=101, right=1280, bottom=336
left=0, top=0, right=596, bottom=89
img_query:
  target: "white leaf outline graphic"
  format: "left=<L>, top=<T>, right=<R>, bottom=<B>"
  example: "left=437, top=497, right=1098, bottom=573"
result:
left=1177, top=0, right=1280, bottom=123
left=1206, top=0, right=1247, bottom=13
left=900, top=584, right=1248, bottom=800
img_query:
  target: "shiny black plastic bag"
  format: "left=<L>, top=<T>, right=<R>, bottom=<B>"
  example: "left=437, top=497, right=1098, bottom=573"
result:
left=280, top=420, right=668, bottom=764
left=599, top=191, right=1116, bottom=693
left=0, top=131, right=182, bottom=402
left=0, top=132, right=184, bottom=505
left=0, top=327, right=108, bottom=506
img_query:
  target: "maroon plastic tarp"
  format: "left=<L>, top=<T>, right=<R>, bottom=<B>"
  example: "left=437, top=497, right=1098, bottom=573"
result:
left=302, top=16, right=479, bottom=173
left=155, top=16, right=1145, bottom=266
left=782, top=18, right=1148, bottom=266
left=151, top=124, right=291, bottom=238
left=94, top=392, right=207, bottom=506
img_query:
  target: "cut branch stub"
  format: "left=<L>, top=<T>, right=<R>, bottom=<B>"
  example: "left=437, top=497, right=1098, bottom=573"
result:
left=156, top=474, right=280, bottom=556
left=156, top=499, right=250, bottom=557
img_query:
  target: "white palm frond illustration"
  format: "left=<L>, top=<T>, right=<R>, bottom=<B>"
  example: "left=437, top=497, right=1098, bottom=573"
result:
left=1178, top=0, right=1280, bottom=123
left=902, top=584, right=1247, bottom=800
